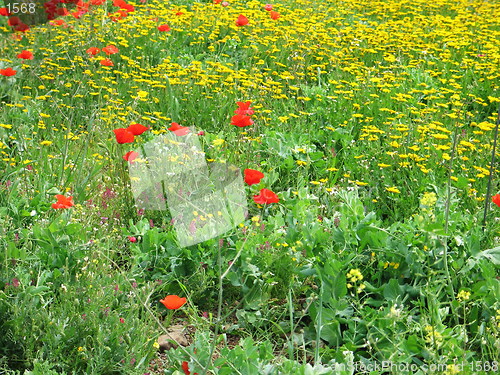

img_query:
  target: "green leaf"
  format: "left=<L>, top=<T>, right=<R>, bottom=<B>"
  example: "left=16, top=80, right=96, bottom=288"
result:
left=383, top=279, right=402, bottom=301
left=299, top=265, right=316, bottom=277
left=284, top=155, right=295, bottom=170
left=453, top=176, right=469, bottom=189
left=331, top=274, right=347, bottom=300
left=321, top=260, right=347, bottom=301
left=320, top=320, right=342, bottom=346
left=64, top=223, right=82, bottom=235
left=228, top=271, right=242, bottom=286
left=48, top=221, right=60, bottom=233
left=25, top=286, right=50, bottom=296
left=460, top=246, right=500, bottom=274
left=475, top=247, right=500, bottom=265
left=47, top=187, right=62, bottom=195
left=309, top=151, right=323, bottom=161
left=403, top=335, right=421, bottom=354
left=7, top=242, right=19, bottom=259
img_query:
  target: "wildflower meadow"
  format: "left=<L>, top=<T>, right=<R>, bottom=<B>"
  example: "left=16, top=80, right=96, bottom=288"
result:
left=0, top=0, right=499, bottom=374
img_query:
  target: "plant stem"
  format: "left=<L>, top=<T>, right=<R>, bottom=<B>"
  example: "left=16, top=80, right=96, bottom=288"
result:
left=314, top=281, right=323, bottom=365
left=442, top=107, right=463, bottom=325
left=202, top=240, right=224, bottom=375
left=287, top=287, right=295, bottom=361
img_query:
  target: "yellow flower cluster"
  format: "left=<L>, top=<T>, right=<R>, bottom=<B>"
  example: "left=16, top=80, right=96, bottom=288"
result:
left=347, top=268, right=365, bottom=293
left=424, top=325, right=443, bottom=347
left=383, top=261, right=400, bottom=270
left=347, top=268, right=363, bottom=283
left=456, top=289, right=471, bottom=302
left=495, top=309, right=500, bottom=329
left=420, top=192, right=438, bottom=208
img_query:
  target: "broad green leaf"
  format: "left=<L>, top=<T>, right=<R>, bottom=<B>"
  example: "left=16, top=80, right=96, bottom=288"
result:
left=383, top=278, right=402, bottom=301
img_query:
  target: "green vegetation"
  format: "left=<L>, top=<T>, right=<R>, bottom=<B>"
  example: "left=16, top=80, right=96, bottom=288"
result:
left=0, top=0, right=499, bottom=373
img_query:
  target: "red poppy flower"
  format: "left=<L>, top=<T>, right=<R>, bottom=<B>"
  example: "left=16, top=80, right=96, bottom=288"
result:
left=100, top=58, right=114, bottom=66
left=86, top=47, right=100, bottom=55
left=114, top=0, right=134, bottom=12
left=492, top=194, right=500, bottom=207
left=7, top=16, right=20, bottom=26
left=244, top=169, right=264, bottom=185
left=52, top=195, right=75, bottom=209
left=56, top=7, right=70, bottom=16
left=160, top=295, right=187, bottom=310
left=234, top=101, right=254, bottom=115
left=264, top=4, right=273, bottom=11
left=175, top=11, right=184, bottom=16
left=123, top=151, right=139, bottom=163
left=270, top=11, right=280, bottom=20
left=168, top=122, right=190, bottom=136
left=158, top=24, right=171, bottom=32
left=76, top=1, right=90, bottom=12
left=231, top=114, right=253, bottom=127
left=127, top=123, right=149, bottom=135
left=110, top=10, right=128, bottom=21
left=213, top=0, right=222, bottom=3
left=0, top=68, right=17, bottom=77
left=253, top=188, right=279, bottom=204
left=113, top=128, right=135, bottom=144
left=182, top=361, right=198, bottom=375
left=72, top=11, right=86, bottom=19
left=121, top=3, right=134, bottom=12
left=90, top=0, right=106, bottom=4
left=49, top=19, right=66, bottom=26
left=128, top=236, right=137, bottom=242
left=0, top=7, right=10, bottom=16
left=102, top=45, right=119, bottom=55
left=17, top=50, right=34, bottom=60
left=14, top=22, right=30, bottom=32
left=235, top=15, right=249, bottom=26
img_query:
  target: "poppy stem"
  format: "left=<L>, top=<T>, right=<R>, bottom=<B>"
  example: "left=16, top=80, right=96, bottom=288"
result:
left=482, top=104, right=500, bottom=232
left=163, top=310, right=174, bottom=328
left=202, top=239, right=223, bottom=375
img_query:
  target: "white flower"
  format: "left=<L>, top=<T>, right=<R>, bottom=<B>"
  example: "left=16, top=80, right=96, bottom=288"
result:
left=388, top=304, right=403, bottom=318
